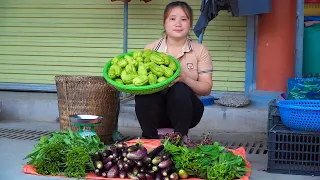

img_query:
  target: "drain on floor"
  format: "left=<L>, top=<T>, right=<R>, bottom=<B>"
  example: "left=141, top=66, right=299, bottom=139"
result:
left=0, top=128, right=53, bottom=141
left=0, top=128, right=136, bottom=142
left=218, top=140, right=268, bottom=155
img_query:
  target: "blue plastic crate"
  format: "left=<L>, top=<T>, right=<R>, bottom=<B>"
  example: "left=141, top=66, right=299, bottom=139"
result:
left=277, top=100, right=320, bottom=132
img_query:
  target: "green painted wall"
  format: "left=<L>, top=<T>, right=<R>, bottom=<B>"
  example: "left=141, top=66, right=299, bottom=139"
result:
left=0, top=0, right=124, bottom=84
left=0, top=0, right=247, bottom=92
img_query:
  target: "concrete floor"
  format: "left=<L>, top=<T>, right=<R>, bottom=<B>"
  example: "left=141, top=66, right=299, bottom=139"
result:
left=0, top=120, right=317, bottom=180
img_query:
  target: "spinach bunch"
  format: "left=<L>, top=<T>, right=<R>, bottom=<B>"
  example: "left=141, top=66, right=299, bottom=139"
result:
left=24, top=129, right=106, bottom=178
left=163, top=140, right=248, bottom=180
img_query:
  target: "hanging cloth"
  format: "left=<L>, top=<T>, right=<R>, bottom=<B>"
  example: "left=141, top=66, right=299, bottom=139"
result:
left=193, top=0, right=238, bottom=38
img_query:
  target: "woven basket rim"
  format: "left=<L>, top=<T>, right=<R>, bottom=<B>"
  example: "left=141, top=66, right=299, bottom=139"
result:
left=103, top=51, right=181, bottom=91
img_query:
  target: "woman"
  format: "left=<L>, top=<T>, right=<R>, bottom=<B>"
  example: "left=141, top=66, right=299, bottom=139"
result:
left=135, top=1, right=213, bottom=143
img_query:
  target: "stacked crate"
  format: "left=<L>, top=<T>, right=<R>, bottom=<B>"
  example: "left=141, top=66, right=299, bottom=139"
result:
left=267, top=99, right=282, bottom=131
left=267, top=99, right=320, bottom=176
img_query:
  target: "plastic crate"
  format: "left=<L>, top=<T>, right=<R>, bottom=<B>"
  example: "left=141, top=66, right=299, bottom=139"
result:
left=268, top=99, right=277, bottom=119
left=268, top=109, right=282, bottom=131
left=267, top=124, right=320, bottom=176
left=268, top=99, right=282, bottom=131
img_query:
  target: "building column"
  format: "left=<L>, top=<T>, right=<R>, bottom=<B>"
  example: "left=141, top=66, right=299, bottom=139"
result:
left=256, top=0, right=297, bottom=92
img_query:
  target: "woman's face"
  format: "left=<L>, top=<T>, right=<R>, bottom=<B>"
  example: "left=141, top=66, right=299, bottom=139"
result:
left=164, top=7, right=191, bottom=39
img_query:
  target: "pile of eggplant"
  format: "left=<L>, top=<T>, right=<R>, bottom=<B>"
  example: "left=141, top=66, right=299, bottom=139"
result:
left=93, top=142, right=178, bottom=180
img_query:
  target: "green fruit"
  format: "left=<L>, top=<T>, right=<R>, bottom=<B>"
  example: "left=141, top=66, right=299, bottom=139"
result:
left=157, top=77, right=167, bottom=83
left=148, top=74, right=157, bottom=85
left=132, top=75, right=148, bottom=86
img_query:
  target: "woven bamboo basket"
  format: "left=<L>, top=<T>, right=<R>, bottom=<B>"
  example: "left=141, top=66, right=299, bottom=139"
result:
left=55, top=75, right=120, bottom=145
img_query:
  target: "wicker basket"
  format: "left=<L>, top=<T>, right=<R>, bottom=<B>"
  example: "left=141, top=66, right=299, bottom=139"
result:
left=55, top=75, right=120, bottom=145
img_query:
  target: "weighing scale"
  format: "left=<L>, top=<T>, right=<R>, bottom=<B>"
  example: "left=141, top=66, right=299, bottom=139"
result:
left=69, top=114, right=103, bottom=138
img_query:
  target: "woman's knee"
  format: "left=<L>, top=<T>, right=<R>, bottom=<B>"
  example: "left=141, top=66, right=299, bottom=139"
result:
left=167, top=82, right=193, bottom=100
left=135, top=92, right=161, bottom=106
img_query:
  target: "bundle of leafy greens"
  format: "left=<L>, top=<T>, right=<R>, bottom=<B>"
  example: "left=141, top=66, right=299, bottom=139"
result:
left=163, top=138, right=249, bottom=180
left=23, top=129, right=106, bottom=178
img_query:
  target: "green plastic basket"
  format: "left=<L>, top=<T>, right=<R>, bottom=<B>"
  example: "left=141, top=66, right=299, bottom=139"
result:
left=103, top=51, right=181, bottom=95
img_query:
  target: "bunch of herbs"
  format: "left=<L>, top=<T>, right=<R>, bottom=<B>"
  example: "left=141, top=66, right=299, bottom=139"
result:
left=23, top=129, right=106, bottom=178
left=163, top=139, right=248, bottom=180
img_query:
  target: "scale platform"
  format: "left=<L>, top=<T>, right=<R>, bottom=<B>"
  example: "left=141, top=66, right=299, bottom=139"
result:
left=69, top=114, right=103, bottom=137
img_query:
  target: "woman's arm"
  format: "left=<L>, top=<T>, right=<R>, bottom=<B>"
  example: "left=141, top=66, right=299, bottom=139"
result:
left=183, top=72, right=212, bottom=96
left=173, top=45, right=213, bottom=96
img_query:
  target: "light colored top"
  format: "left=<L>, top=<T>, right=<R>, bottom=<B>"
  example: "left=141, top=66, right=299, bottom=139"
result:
left=144, top=36, right=214, bottom=81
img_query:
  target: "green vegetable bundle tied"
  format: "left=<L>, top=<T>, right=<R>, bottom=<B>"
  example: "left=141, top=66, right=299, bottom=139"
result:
left=107, top=50, right=178, bottom=87
left=23, top=129, right=106, bottom=178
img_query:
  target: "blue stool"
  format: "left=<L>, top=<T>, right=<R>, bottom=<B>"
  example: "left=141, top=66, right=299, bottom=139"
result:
left=200, top=95, right=215, bottom=106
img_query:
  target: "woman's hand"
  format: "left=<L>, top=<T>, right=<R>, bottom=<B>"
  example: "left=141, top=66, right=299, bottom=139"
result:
left=169, top=69, right=212, bottom=96
left=169, top=70, right=187, bottom=87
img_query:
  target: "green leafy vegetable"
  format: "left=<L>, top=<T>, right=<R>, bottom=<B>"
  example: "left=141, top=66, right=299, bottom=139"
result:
left=23, top=129, right=106, bottom=178
left=163, top=139, right=249, bottom=180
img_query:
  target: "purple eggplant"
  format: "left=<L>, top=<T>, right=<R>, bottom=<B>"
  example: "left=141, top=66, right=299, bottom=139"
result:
left=127, top=145, right=140, bottom=152
left=161, top=152, right=171, bottom=160
left=127, top=172, right=140, bottom=180
left=161, top=168, right=169, bottom=177
left=137, top=173, right=147, bottom=180
left=112, top=149, right=118, bottom=158
left=119, top=170, right=127, bottom=179
left=143, top=156, right=152, bottom=164
left=148, top=145, right=164, bottom=159
left=140, top=166, right=147, bottom=173
left=147, top=169, right=155, bottom=175
left=137, top=160, right=144, bottom=167
left=101, top=172, right=107, bottom=177
left=155, top=172, right=162, bottom=180
left=108, top=154, right=115, bottom=160
left=102, top=156, right=112, bottom=164
left=104, top=161, right=113, bottom=170
left=163, top=168, right=176, bottom=177
left=94, top=169, right=102, bottom=176
left=158, top=159, right=172, bottom=169
left=118, top=163, right=124, bottom=171
left=127, top=159, right=136, bottom=167
left=152, top=166, right=159, bottom=172
left=95, top=161, right=103, bottom=170
left=102, top=149, right=112, bottom=158
left=133, top=166, right=140, bottom=175
left=107, top=165, right=119, bottom=178
left=123, top=163, right=130, bottom=170
left=146, top=163, right=152, bottom=168
left=93, top=151, right=102, bottom=161
left=127, top=147, right=148, bottom=161
left=115, top=142, right=127, bottom=150
left=117, top=159, right=124, bottom=166
left=145, top=173, right=155, bottom=180
left=169, top=172, right=179, bottom=180
left=151, top=156, right=162, bottom=165
left=122, top=149, right=128, bottom=157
